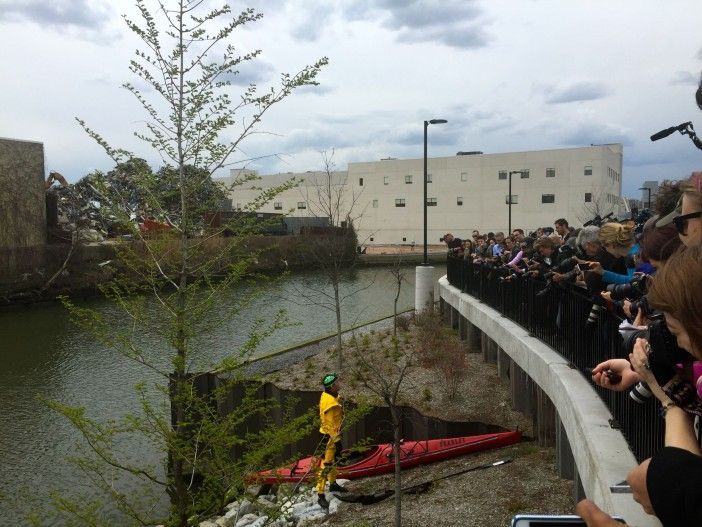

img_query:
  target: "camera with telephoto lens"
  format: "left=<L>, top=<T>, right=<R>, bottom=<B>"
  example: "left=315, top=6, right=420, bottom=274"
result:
left=622, top=314, right=694, bottom=404
left=606, top=274, right=651, bottom=302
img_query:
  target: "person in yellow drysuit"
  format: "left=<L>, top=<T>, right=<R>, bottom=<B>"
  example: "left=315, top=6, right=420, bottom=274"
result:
left=316, top=373, right=347, bottom=509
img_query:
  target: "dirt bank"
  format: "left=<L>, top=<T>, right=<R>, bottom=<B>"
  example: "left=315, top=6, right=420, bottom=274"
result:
left=265, top=312, right=575, bottom=526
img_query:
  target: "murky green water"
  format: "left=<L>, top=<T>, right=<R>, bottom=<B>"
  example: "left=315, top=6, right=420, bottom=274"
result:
left=0, top=264, right=443, bottom=523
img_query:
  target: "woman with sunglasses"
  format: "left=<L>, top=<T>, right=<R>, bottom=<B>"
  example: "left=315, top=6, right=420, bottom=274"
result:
left=657, top=172, right=702, bottom=246
left=675, top=172, right=702, bottom=246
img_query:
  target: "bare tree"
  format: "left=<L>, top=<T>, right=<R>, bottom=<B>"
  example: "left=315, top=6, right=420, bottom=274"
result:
left=293, top=150, right=372, bottom=369
left=578, top=185, right=619, bottom=225
left=349, top=333, right=418, bottom=527
left=389, top=257, right=407, bottom=338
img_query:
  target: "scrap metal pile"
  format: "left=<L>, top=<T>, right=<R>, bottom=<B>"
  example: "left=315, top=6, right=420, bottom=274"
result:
left=46, top=160, right=227, bottom=242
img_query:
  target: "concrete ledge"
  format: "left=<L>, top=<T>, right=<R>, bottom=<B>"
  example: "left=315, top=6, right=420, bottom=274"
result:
left=440, top=276, right=660, bottom=527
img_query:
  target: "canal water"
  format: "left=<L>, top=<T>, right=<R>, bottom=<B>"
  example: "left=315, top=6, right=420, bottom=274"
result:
left=0, top=264, right=444, bottom=522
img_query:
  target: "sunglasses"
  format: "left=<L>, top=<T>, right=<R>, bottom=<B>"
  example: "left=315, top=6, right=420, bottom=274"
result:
left=673, top=211, right=702, bottom=235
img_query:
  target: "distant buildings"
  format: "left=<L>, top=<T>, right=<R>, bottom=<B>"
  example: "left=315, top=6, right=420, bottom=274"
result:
left=219, top=144, right=623, bottom=244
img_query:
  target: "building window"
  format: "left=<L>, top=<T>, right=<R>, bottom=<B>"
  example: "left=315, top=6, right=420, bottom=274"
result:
left=273, top=202, right=282, bottom=210
left=402, top=237, right=407, bottom=242
left=546, top=168, right=556, bottom=178
left=498, top=170, right=507, bottom=180
left=297, top=201, right=306, bottom=209
left=395, top=198, right=406, bottom=207
left=359, top=177, right=364, bottom=186
left=405, top=175, right=412, bottom=184
left=370, top=237, right=374, bottom=242
left=372, top=199, right=378, bottom=208
left=457, top=196, right=463, bottom=206
left=584, top=165, right=593, bottom=176
left=541, top=194, right=555, bottom=204
left=236, top=203, right=242, bottom=211
left=585, top=192, right=592, bottom=203
left=427, top=173, right=432, bottom=183
left=505, top=195, right=518, bottom=204
left=384, top=176, right=389, bottom=185
left=461, top=172, right=468, bottom=182
left=520, top=169, right=530, bottom=179
left=427, top=198, right=437, bottom=207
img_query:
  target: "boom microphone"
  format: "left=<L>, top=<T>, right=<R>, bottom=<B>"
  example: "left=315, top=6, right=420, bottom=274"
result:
left=650, top=122, right=692, bottom=142
left=650, top=126, right=679, bottom=142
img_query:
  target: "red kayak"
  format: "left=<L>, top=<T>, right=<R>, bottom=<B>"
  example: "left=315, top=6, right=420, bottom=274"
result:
left=254, top=430, right=521, bottom=484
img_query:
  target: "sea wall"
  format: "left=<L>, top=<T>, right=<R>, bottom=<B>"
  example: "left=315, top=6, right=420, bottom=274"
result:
left=439, top=276, right=660, bottom=527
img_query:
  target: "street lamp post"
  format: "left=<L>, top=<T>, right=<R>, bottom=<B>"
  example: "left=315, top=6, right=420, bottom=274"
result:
left=416, top=118, right=447, bottom=312
left=423, top=119, right=447, bottom=265
left=507, top=171, right=523, bottom=234
left=638, top=187, right=652, bottom=209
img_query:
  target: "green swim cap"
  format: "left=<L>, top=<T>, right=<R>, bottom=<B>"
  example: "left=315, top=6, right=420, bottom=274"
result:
left=322, top=373, right=337, bottom=387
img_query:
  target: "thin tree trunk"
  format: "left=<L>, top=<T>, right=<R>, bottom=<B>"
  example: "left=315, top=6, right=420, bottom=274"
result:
left=174, top=3, right=189, bottom=525
left=391, top=405, right=402, bottom=527
left=334, top=281, right=343, bottom=370
left=393, top=297, right=398, bottom=338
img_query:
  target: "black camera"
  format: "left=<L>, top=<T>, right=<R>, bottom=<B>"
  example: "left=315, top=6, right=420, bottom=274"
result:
left=606, top=274, right=650, bottom=301
left=622, top=315, right=694, bottom=404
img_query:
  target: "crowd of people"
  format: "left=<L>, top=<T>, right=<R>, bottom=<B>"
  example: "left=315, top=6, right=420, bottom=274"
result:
left=444, top=171, right=702, bottom=526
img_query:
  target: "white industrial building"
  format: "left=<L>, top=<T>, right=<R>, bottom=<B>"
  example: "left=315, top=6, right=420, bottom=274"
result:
left=219, top=144, right=623, bottom=245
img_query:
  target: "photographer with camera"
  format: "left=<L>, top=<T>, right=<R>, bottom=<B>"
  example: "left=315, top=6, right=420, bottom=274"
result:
left=443, top=232, right=464, bottom=257
left=592, top=215, right=682, bottom=391
left=587, top=223, right=638, bottom=283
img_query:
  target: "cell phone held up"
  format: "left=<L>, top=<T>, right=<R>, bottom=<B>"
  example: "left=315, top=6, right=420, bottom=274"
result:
left=589, top=368, right=622, bottom=385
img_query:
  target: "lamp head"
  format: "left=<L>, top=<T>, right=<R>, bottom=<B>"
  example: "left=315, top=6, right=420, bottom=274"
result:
left=428, top=119, right=448, bottom=125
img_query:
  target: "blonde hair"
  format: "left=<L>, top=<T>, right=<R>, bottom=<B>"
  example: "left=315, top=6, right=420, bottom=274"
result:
left=682, top=172, right=702, bottom=212
left=598, top=222, right=635, bottom=248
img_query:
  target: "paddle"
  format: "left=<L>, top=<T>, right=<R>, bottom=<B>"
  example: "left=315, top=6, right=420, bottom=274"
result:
left=335, top=457, right=513, bottom=505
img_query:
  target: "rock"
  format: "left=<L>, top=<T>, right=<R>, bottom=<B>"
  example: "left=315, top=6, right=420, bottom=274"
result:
left=234, top=513, right=259, bottom=527
left=246, top=484, right=262, bottom=496
left=297, top=511, right=327, bottom=527
left=279, top=498, right=294, bottom=515
left=248, top=516, right=269, bottom=527
left=335, top=479, right=350, bottom=487
left=290, top=501, right=310, bottom=517
left=328, top=495, right=341, bottom=515
left=225, top=501, right=240, bottom=511
left=257, top=494, right=276, bottom=507
left=238, top=499, right=253, bottom=516
left=216, top=505, right=246, bottom=527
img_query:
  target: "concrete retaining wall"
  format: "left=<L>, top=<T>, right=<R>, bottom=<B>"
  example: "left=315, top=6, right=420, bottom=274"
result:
left=0, top=138, right=46, bottom=276
left=439, top=276, right=659, bottom=527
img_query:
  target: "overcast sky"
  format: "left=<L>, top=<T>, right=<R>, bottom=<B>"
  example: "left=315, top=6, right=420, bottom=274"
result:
left=1, top=0, right=701, bottom=197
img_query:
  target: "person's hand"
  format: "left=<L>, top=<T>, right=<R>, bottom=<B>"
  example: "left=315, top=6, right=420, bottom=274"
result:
left=622, top=299, right=632, bottom=318
left=627, top=459, right=654, bottom=515
left=589, top=261, right=604, bottom=275
left=552, top=272, right=564, bottom=283
left=591, top=359, right=639, bottom=391
left=600, top=291, right=612, bottom=302
left=632, top=310, right=647, bottom=329
left=629, top=338, right=658, bottom=389
left=575, top=500, right=631, bottom=526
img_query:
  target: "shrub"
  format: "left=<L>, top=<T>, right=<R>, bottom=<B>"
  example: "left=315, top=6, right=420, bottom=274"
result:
left=436, top=339, right=469, bottom=400
left=396, top=313, right=411, bottom=332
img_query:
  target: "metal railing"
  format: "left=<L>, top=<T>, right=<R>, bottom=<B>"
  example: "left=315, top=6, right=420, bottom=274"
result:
left=445, top=255, right=663, bottom=462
